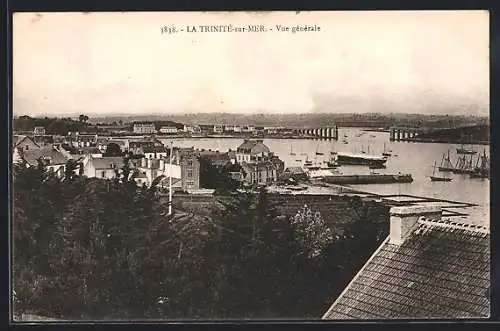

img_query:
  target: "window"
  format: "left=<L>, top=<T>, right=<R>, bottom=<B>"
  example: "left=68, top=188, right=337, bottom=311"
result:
left=187, top=160, right=193, bottom=167
left=187, top=169, right=193, bottom=178
left=25, top=145, right=29, bottom=151
left=101, top=171, right=106, bottom=178
left=186, top=180, right=195, bottom=187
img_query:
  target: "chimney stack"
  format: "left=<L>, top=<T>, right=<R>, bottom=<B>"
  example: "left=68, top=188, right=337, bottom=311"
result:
left=389, top=205, right=442, bottom=245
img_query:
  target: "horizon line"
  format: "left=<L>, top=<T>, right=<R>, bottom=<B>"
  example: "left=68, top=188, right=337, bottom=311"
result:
left=13, top=111, right=490, bottom=118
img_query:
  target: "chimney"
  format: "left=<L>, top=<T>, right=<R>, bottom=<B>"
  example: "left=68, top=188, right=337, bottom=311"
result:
left=141, top=157, right=147, bottom=168
left=389, top=204, right=442, bottom=245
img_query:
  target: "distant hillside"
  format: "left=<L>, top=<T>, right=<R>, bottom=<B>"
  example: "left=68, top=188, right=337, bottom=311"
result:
left=88, top=113, right=489, bottom=129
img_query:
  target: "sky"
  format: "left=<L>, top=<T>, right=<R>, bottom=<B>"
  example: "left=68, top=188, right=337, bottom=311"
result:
left=13, top=11, right=489, bottom=117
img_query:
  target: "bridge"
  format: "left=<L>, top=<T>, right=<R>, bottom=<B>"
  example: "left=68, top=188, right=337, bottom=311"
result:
left=293, top=126, right=338, bottom=140
left=390, top=124, right=489, bottom=144
left=389, top=127, right=427, bottom=141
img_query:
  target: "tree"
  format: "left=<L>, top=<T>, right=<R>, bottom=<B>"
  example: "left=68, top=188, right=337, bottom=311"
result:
left=78, top=114, right=89, bottom=123
left=103, top=143, right=123, bottom=157
left=291, top=204, right=334, bottom=259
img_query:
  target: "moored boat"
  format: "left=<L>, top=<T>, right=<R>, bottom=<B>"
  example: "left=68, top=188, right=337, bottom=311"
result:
left=469, top=149, right=490, bottom=179
left=438, top=150, right=455, bottom=172
left=430, top=161, right=452, bottom=182
left=336, top=152, right=388, bottom=167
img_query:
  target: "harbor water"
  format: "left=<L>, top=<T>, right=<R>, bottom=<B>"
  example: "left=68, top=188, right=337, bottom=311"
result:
left=160, top=127, right=490, bottom=226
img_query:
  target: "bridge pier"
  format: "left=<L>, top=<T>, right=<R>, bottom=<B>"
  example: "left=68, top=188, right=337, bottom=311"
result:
left=390, top=127, right=424, bottom=141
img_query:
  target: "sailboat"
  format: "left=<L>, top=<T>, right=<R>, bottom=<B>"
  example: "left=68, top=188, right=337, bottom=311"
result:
left=452, top=154, right=474, bottom=174
left=470, top=149, right=490, bottom=178
left=382, top=143, right=392, bottom=157
left=430, top=161, right=452, bottom=182
left=289, top=145, right=296, bottom=156
left=438, top=150, right=455, bottom=172
left=456, top=135, right=477, bottom=155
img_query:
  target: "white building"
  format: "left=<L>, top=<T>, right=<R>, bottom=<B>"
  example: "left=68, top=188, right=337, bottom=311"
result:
left=133, top=122, right=156, bottom=134
left=213, top=125, right=224, bottom=134
left=159, top=126, right=178, bottom=134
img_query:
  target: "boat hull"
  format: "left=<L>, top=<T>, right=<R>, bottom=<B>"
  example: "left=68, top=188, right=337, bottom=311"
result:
left=452, top=169, right=475, bottom=175
left=336, top=155, right=387, bottom=167
left=457, top=149, right=477, bottom=155
left=438, top=167, right=454, bottom=172
left=430, top=176, right=452, bottom=182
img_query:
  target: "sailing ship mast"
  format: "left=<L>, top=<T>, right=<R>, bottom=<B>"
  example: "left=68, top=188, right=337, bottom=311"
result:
left=430, top=160, right=452, bottom=182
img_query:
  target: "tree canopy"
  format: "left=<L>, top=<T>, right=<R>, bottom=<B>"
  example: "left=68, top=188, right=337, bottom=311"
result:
left=12, top=161, right=385, bottom=320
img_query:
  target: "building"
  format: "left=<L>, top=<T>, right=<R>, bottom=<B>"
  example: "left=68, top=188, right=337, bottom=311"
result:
left=213, top=125, right=224, bottom=134
left=33, top=126, right=46, bottom=136
left=234, top=139, right=284, bottom=185
left=67, top=133, right=98, bottom=148
left=20, top=146, right=69, bottom=178
left=236, top=139, right=271, bottom=163
left=322, top=204, right=490, bottom=319
left=264, top=127, right=278, bottom=135
left=241, top=161, right=279, bottom=186
left=13, top=135, right=40, bottom=152
left=183, top=125, right=201, bottom=134
left=242, top=125, right=255, bottom=134
left=159, top=126, right=178, bottom=134
left=134, top=147, right=200, bottom=192
left=83, top=156, right=126, bottom=180
left=133, top=122, right=156, bottom=134
left=143, top=146, right=169, bottom=159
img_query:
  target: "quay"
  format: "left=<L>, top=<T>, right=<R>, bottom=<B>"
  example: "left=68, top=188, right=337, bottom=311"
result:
left=322, top=173, right=413, bottom=185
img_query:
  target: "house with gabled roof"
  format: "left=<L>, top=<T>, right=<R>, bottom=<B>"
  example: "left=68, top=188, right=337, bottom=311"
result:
left=20, top=146, right=69, bottom=178
left=13, top=135, right=40, bottom=152
left=322, top=204, right=490, bottom=319
left=83, top=156, right=126, bottom=180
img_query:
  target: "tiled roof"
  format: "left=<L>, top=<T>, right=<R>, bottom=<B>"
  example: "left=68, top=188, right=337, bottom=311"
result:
left=90, top=157, right=125, bottom=169
left=13, top=135, right=39, bottom=148
left=323, top=220, right=490, bottom=319
left=22, top=147, right=68, bottom=166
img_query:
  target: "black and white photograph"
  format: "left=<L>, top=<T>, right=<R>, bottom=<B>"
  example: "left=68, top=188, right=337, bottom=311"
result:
left=11, top=10, right=490, bottom=321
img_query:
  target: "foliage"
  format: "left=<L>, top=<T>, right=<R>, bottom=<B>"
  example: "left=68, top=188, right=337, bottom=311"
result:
left=199, top=157, right=242, bottom=193
left=14, top=115, right=91, bottom=135
left=103, top=143, right=123, bottom=157
left=12, top=162, right=384, bottom=320
left=291, top=205, right=334, bottom=259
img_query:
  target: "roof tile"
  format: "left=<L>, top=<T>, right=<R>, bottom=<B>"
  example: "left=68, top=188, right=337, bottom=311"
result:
left=324, top=221, right=490, bottom=319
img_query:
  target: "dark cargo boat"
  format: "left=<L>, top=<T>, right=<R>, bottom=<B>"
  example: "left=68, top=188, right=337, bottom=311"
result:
left=336, top=152, right=387, bottom=168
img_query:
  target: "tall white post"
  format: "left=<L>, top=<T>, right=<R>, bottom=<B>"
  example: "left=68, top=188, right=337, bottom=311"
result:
left=168, top=141, right=173, bottom=216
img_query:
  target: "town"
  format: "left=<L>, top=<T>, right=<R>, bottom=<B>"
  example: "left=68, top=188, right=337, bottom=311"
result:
left=11, top=10, right=490, bottom=323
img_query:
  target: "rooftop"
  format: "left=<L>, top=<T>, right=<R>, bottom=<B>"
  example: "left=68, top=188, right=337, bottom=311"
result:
left=89, top=156, right=125, bottom=169
left=22, top=147, right=68, bottom=166
left=322, top=209, right=490, bottom=320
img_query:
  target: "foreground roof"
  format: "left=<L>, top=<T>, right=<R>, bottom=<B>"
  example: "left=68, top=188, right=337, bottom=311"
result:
left=23, top=147, right=68, bottom=166
left=323, top=219, right=490, bottom=319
